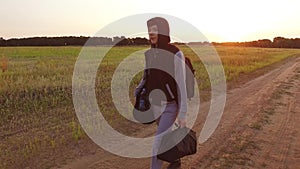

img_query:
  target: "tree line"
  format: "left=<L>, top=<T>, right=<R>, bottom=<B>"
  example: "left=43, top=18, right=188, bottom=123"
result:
left=211, top=37, right=300, bottom=48
left=0, top=36, right=299, bottom=48
left=0, top=36, right=149, bottom=46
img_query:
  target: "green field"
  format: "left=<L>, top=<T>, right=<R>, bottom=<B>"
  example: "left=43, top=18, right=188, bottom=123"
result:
left=1, top=46, right=300, bottom=168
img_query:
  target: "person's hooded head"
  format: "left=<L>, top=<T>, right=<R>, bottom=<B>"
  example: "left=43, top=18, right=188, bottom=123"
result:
left=147, top=17, right=171, bottom=48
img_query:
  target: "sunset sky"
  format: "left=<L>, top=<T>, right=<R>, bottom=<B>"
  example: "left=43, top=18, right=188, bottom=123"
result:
left=1, top=0, right=300, bottom=42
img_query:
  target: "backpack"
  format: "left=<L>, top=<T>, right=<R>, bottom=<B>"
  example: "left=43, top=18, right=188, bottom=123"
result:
left=184, top=57, right=195, bottom=99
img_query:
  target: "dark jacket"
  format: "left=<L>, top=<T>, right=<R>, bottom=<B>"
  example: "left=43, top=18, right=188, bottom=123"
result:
left=144, top=45, right=179, bottom=105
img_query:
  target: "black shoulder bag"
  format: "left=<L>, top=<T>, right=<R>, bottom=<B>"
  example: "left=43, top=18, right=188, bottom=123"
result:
left=157, top=125, right=197, bottom=162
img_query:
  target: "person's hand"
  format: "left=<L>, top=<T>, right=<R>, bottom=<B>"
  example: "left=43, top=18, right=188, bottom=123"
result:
left=177, top=118, right=186, bottom=128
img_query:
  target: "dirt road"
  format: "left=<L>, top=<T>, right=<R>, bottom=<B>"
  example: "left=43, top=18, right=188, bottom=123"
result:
left=59, top=56, right=300, bottom=169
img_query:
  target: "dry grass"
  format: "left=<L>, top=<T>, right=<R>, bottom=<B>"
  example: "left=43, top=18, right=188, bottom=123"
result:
left=1, top=56, right=8, bottom=72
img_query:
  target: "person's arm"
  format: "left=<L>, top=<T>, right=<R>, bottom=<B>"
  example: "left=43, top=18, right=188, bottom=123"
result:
left=134, top=68, right=147, bottom=97
left=174, top=51, right=188, bottom=121
left=135, top=50, right=150, bottom=97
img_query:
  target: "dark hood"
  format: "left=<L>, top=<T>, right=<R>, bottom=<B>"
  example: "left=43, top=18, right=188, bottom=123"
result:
left=147, top=17, right=171, bottom=49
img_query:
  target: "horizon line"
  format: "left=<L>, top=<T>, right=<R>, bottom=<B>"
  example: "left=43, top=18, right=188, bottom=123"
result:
left=1, top=35, right=299, bottom=44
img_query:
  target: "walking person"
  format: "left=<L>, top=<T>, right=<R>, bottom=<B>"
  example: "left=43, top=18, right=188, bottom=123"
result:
left=135, top=17, right=188, bottom=169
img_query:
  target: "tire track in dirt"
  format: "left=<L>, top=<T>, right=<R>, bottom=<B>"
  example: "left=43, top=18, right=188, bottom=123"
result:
left=288, top=90, right=300, bottom=169
left=254, top=90, right=294, bottom=168
left=278, top=99, right=294, bottom=169
left=248, top=66, right=300, bottom=169
left=185, top=57, right=300, bottom=169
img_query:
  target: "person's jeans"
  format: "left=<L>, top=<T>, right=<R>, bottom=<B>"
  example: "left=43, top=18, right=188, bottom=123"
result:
left=150, top=101, right=178, bottom=169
